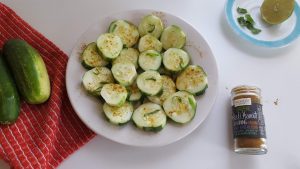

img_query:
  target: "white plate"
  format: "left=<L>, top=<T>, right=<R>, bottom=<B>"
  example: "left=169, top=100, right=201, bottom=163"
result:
left=66, top=10, right=219, bottom=147
left=225, top=0, right=300, bottom=48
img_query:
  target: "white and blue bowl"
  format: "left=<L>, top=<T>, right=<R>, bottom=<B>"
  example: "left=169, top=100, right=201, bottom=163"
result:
left=225, top=0, right=300, bottom=47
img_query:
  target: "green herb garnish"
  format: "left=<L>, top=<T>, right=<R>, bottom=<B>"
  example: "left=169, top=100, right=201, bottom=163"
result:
left=172, top=96, right=182, bottom=103
left=146, top=52, right=159, bottom=57
left=236, top=7, right=262, bottom=35
left=247, top=24, right=262, bottom=34
left=237, top=17, right=247, bottom=26
left=245, top=14, right=254, bottom=24
left=144, top=109, right=160, bottom=117
left=237, top=7, right=248, bottom=14
left=147, top=24, right=156, bottom=33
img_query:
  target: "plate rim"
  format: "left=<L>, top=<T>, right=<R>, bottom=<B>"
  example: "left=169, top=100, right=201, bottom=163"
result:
left=65, top=9, right=219, bottom=147
left=225, top=0, right=300, bottom=48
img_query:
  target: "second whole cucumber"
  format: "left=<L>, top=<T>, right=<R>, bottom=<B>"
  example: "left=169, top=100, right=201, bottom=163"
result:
left=0, top=50, right=20, bottom=124
left=3, top=39, right=51, bottom=104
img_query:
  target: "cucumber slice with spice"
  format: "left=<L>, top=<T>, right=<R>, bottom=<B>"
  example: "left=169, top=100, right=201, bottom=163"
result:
left=81, top=42, right=108, bottom=69
left=127, top=81, right=142, bottom=102
left=148, top=75, right=176, bottom=105
left=160, top=25, right=186, bottom=50
left=176, top=65, right=208, bottom=95
left=111, top=62, right=137, bottom=87
left=163, top=91, right=197, bottom=124
left=138, top=34, right=162, bottom=52
left=100, top=83, right=128, bottom=107
left=133, top=102, right=167, bottom=132
left=137, top=70, right=162, bottom=96
left=108, top=20, right=139, bottom=47
left=138, top=15, right=164, bottom=38
left=138, top=50, right=162, bottom=71
left=112, top=48, right=139, bottom=69
left=103, top=101, right=133, bottom=125
left=96, top=33, right=123, bottom=60
left=82, top=67, right=114, bottom=96
left=163, top=48, right=190, bottom=72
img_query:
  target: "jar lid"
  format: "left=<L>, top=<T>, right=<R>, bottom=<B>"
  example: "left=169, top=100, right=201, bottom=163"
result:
left=231, top=85, right=261, bottom=95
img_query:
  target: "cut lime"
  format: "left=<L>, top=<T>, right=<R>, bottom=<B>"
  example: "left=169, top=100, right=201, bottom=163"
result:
left=260, top=0, right=295, bottom=25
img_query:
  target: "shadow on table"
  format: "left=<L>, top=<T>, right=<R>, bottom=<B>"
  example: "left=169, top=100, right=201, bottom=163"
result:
left=219, top=9, right=297, bottom=59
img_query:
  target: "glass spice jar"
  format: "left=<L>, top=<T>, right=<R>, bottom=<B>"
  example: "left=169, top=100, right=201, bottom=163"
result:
left=231, top=85, right=267, bottom=155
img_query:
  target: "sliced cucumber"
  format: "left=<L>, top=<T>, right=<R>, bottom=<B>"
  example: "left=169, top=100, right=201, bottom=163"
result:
left=162, top=48, right=189, bottom=72
left=111, top=63, right=137, bottom=86
left=81, top=42, right=109, bottom=69
left=100, top=83, right=128, bottom=107
left=133, top=102, right=167, bottom=132
left=138, top=15, right=164, bottom=38
left=138, top=34, right=162, bottom=52
left=96, top=33, right=123, bottom=60
left=148, top=75, right=176, bottom=105
left=138, top=50, right=162, bottom=71
left=137, top=70, right=162, bottom=96
left=103, top=101, right=133, bottom=125
left=127, top=81, right=142, bottom=101
left=112, top=48, right=139, bottom=69
left=176, top=65, right=208, bottom=95
left=108, top=20, right=139, bottom=48
left=82, top=67, right=114, bottom=95
left=163, top=91, right=196, bottom=124
left=160, top=25, right=186, bottom=50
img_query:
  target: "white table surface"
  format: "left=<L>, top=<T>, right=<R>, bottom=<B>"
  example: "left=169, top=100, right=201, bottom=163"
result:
left=1, top=0, right=300, bottom=168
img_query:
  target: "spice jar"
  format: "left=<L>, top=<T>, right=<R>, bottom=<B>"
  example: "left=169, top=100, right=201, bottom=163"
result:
left=231, top=85, right=267, bottom=155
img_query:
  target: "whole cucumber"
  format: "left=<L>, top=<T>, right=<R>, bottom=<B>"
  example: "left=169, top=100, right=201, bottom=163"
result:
left=0, top=50, right=20, bottom=124
left=3, top=39, right=51, bottom=104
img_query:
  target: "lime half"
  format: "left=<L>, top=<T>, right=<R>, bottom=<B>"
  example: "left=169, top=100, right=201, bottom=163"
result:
left=260, top=0, right=295, bottom=25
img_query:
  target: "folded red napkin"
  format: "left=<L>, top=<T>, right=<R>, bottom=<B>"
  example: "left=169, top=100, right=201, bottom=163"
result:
left=0, top=3, right=96, bottom=169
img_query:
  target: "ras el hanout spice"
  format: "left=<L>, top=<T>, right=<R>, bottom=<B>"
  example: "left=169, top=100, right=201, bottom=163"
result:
left=231, top=85, right=267, bottom=155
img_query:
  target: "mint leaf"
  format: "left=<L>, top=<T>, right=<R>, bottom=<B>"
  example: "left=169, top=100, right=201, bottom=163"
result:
left=237, top=16, right=247, bottom=26
left=245, top=14, right=255, bottom=24
left=250, top=27, right=262, bottom=34
left=237, top=14, right=262, bottom=35
left=237, top=7, right=248, bottom=14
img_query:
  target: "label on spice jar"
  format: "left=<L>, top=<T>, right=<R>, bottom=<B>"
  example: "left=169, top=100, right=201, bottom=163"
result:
left=232, top=103, right=266, bottom=138
left=234, top=98, right=251, bottom=107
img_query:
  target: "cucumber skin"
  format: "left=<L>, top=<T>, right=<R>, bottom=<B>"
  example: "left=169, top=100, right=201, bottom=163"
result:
left=81, top=61, right=93, bottom=70
left=143, top=126, right=164, bottom=132
left=195, top=84, right=208, bottom=96
left=0, top=51, right=20, bottom=124
left=3, top=39, right=51, bottom=104
left=133, top=122, right=164, bottom=132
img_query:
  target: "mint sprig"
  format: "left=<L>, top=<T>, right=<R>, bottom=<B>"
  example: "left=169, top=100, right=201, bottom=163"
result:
left=236, top=7, right=262, bottom=35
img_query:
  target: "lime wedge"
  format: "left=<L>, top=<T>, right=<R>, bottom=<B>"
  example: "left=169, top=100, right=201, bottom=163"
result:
left=260, top=0, right=295, bottom=25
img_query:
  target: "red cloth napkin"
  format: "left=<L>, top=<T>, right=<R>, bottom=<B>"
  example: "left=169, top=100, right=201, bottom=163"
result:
left=0, top=3, right=96, bottom=169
